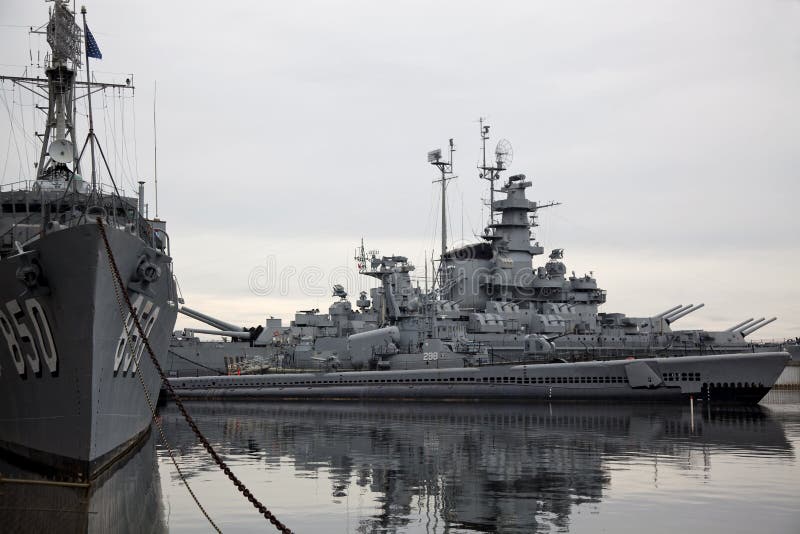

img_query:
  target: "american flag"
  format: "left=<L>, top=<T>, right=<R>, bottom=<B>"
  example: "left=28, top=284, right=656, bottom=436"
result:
left=85, top=25, right=102, bottom=60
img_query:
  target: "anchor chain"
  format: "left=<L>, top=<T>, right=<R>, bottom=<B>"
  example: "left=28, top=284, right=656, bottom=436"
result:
left=107, top=236, right=221, bottom=533
left=97, top=218, right=292, bottom=534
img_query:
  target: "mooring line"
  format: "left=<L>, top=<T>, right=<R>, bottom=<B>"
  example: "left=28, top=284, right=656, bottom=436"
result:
left=97, top=218, right=292, bottom=534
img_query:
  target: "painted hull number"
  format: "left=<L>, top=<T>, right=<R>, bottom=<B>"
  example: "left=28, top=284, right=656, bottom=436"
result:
left=0, top=298, right=58, bottom=377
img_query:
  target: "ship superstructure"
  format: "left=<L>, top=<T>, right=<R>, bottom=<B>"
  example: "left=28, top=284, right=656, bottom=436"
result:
left=0, top=1, right=178, bottom=478
left=178, top=121, right=788, bottom=375
left=426, top=124, right=782, bottom=360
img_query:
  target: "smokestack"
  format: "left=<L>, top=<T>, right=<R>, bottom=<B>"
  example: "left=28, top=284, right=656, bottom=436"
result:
left=137, top=181, right=145, bottom=217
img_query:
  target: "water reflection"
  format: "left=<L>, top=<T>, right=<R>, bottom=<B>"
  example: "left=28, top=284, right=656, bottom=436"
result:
left=0, top=431, right=166, bottom=534
left=158, top=400, right=796, bottom=533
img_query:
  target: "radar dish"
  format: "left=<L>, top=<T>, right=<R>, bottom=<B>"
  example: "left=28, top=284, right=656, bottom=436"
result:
left=49, top=139, right=73, bottom=164
left=495, top=139, right=513, bottom=169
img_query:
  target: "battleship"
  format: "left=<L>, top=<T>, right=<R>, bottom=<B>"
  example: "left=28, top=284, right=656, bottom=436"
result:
left=166, top=122, right=796, bottom=378
left=0, top=2, right=177, bottom=478
left=167, top=125, right=791, bottom=404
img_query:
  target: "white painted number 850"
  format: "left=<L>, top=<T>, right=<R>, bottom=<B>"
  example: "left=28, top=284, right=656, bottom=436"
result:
left=0, top=298, right=58, bottom=377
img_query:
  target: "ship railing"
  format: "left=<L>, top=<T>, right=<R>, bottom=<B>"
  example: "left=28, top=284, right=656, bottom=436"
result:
left=752, top=338, right=798, bottom=346
left=0, top=180, right=136, bottom=198
left=0, top=180, right=37, bottom=193
left=1, top=189, right=159, bottom=252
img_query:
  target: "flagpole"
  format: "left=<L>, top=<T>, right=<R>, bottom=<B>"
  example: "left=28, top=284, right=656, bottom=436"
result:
left=81, top=5, right=97, bottom=193
left=154, top=80, right=159, bottom=218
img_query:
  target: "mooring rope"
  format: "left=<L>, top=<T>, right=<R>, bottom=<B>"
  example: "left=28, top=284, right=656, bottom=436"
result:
left=97, top=217, right=292, bottom=533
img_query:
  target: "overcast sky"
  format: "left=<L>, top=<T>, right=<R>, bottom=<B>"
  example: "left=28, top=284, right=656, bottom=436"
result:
left=1, top=0, right=798, bottom=339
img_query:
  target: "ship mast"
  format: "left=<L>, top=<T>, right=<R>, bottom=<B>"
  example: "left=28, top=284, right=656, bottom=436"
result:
left=428, top=139, right=455, bottom=261
left=0, top=2, right=131, bottom=183
left=80, top=6, right=98, bottom=192
left=478, top=118, right=494, bottom=223
left=34, top=0, right=82, bottom=178
left=153, top=80, right=159, bottom=218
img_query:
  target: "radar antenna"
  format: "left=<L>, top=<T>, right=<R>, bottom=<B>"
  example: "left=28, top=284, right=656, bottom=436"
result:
left=495, top=139, right=513, bottom=169
left=354, top=237, right=380, bottom=273
left=478, top=119, right=510, bottom=224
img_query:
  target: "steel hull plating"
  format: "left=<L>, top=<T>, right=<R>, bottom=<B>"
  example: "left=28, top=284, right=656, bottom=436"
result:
left=169, top=352, right=789, bottom=405
left=0, top=224, right=177, bottom=477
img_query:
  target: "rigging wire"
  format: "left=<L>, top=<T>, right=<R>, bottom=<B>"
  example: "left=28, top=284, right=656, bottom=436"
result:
left=101, top=88, right=112, bottom=183
left=28, top=71, right=37, bottom=172
left=131, top=89, right=140, bottom=182
left=18, top=80, right=30, bottom=176
left=0, top=87, right=26, bottom=183
left=121, top=92, right=137, bottom=188
left=0, top=87, right=15, bottom=184
left=110, top=88, right=118, bottom=186
left=416, top=181, right=438, bottom=270
left=1, top=85, right=39, bottom=151
left=451, top=179, right=478, bottom=239
left=428, top=186, right=440, bottom=260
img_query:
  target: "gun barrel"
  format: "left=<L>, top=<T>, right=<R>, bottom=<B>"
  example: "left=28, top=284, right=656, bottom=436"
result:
left=666, top=303, right=704, bottom=323
left=184, top=328, right=252, bottom=339
left=734, top=317, right=765, bottom=333
left=726, top=318, right=754, bottom=332
left=741, top=317, right=777, bottom=337
left=662, top=304, right=693, bottom=321
left=653, top=305, right=683, bottom=319
left=180, top=306, right=244, bottom=332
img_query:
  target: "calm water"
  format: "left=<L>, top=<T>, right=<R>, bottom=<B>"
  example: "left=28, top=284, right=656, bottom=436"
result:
left=2, top=392, right=799, bottom=533
left=154, top=391, right=800, bottom=534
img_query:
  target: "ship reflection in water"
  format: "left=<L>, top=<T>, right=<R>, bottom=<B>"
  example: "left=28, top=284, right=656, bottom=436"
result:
left=0, top=431, right=165, bottom=534
left=155, top=392, right=800, bottom=533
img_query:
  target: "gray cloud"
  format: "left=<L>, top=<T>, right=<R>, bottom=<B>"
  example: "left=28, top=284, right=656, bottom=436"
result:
left=1, top=0, right=798, bottom=337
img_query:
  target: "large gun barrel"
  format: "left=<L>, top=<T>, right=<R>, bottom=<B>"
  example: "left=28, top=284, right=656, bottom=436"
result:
left=653, top=305, right=683, bottom=319
left=666, top=303, right=704, bottom=324
left=741, top=317, right=777, bottom=337
left=179, top=306, right=245, bottom=333
left=726, top=318, right=754, bottom=332
left=184, top=328, right=252, bottom=339
left=662, top=304, right=694, bottom=322
left=662, top=304, right=693, bottom=322
left=734, top=317, right=764, bottom=333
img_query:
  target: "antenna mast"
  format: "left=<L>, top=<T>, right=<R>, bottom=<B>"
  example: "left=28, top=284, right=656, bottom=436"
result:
left=428, top=139, right=455, bottom=261
left=478, top=118, right=493, bottom=223
left=153, top=80, right=159, bottom=218
left=478, top=119, right=513, bottom=227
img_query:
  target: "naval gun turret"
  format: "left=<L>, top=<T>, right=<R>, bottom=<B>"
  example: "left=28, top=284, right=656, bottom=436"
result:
left=178, top=306, right=267, bottom=345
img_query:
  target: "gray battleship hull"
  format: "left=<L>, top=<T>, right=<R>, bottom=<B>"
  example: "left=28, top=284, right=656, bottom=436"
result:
left=164, top=338, right=277, bottom=377
left=168, top=351, right=789, bottom=405
left=0, top=224, right=177, bottom=478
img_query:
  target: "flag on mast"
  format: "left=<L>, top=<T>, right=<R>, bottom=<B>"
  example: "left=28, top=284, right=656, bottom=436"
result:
left=85, top=25, right=102, bottom=59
